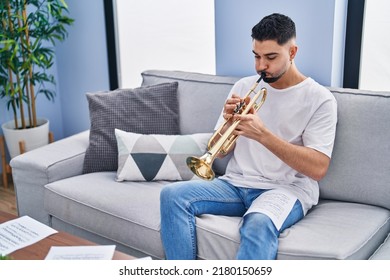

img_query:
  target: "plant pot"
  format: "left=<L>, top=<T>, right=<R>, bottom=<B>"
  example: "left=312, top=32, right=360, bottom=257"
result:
left=1, top=118, right=50, bottom=159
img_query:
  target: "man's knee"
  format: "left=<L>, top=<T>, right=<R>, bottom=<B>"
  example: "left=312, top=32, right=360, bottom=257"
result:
left=160, top=182, right=193, bottom=206
left=161, top=181, right=184, bottom=196
left=241, top=212, right=277, bottom=236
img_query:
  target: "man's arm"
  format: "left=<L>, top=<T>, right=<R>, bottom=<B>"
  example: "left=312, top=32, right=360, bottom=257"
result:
left=234, top=113, right=330, bottom=181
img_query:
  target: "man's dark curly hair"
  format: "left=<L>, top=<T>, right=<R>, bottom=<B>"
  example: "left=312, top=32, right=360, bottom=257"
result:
left=251, top=13, right=296, bottom=45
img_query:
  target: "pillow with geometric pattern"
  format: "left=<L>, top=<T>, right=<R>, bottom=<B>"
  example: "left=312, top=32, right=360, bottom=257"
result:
left=114, top=129, right=212, bottom=181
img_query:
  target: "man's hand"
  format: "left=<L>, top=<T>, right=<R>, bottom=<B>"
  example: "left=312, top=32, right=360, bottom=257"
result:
left=223, top=94, right=244, bottom=120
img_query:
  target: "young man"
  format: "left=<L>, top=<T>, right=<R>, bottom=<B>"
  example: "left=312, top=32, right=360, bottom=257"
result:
left=160, top=13, right=337, bottom=260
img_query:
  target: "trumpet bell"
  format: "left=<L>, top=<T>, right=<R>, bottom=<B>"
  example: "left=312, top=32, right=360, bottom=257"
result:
left=186, top=155, right=215, bottom=181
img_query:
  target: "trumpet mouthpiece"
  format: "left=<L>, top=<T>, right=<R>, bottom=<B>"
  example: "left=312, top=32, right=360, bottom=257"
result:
left=256, top=72, right=266, bottom=83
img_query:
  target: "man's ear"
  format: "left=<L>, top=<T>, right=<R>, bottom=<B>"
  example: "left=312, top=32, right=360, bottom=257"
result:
left=289, top=45, right=298, bottom=61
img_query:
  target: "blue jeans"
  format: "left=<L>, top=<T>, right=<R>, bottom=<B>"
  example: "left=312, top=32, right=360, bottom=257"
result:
left=160, top=178, right=304, bottom=260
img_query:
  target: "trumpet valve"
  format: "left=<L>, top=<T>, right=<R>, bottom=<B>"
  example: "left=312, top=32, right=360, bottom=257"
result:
left=234, top=101, right=246, bottom=114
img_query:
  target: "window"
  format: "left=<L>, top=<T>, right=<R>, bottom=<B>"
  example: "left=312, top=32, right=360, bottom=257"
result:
left=359, top=0, right=390, bottom=91
left=113, top=0, right=216, bottom=88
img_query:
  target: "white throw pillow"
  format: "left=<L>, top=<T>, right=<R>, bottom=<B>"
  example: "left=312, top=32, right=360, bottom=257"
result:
left=115, top=129, right=212, bottom=181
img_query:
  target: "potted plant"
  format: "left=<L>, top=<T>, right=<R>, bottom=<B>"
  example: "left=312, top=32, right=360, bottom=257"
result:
left=0, top=0, right=73, bottom=158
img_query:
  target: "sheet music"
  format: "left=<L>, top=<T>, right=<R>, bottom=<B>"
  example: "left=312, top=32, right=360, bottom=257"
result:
left=245, top=190, right=296, bottom=230
left=45, top=245, right=116, bottom=260
left=0, top=216, right=58, bottom=256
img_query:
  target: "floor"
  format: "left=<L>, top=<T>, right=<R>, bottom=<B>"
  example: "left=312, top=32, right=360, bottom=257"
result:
left=0, top=176, right=17, bottom=216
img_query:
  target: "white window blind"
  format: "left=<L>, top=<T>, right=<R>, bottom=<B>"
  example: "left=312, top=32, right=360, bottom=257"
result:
left=113, top=0, right=216, bottom=88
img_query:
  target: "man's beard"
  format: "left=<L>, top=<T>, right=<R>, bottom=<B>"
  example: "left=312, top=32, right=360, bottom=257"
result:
left=263, top=73, right=284, bottom=83
left=260, top=64, right=290, bottom=84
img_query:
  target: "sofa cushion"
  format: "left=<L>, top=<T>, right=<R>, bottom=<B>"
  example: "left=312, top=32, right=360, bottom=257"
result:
left=370, top=233, right=390, bottom=259
left=115, top=129, right=211, bottom=181
left=195, top=200, right=390, bottom=260
left=44, top=172, right=170, bottom=259
left=320, top=88, right=390, bottom=209
left=141, top=70, right=240, bottom=134
left=83, top=82, right=180, bottom=174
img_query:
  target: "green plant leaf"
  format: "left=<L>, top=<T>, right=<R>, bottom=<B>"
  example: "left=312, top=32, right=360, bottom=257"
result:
left=0, top=0, right=74, bottom=128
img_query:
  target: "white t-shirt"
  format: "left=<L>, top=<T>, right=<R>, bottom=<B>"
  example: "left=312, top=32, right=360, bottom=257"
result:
left=216, top=75, right=337, bottom=214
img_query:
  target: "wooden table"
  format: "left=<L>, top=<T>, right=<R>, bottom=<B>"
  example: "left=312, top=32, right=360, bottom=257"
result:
left=0, top=211, right=134, bottom=260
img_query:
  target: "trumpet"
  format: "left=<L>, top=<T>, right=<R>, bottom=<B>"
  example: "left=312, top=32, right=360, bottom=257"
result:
left=186, top=72, right=267, bottom=180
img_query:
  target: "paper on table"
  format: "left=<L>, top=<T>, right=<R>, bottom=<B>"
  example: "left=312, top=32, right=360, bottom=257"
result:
left=0, top=216, right=58, bottom=256
left=45, top=245, right=116, bottom=260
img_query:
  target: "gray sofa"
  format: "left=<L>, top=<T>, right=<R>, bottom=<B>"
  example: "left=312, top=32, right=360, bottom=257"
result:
left=11, top=70, right=390, bottom=259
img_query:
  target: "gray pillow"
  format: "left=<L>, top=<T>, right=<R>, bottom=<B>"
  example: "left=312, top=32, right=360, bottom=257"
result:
left=83, top=82, right=180, bottom=173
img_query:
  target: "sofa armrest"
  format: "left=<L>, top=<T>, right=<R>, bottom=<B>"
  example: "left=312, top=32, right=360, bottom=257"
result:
left=10, top=130, right=90, bottom=225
